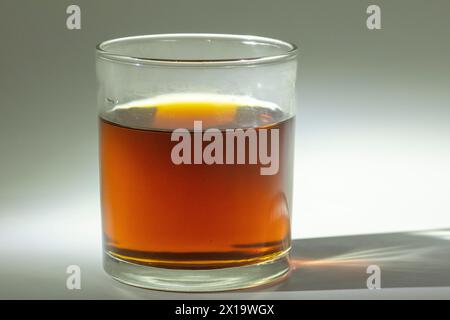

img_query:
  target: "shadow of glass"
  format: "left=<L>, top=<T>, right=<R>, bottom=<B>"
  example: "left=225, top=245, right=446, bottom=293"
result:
left=251, top=229, right=450, bottom=292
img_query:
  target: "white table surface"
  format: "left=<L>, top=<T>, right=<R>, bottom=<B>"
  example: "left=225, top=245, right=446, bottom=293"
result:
left=2, top=223, right=449, bottom=299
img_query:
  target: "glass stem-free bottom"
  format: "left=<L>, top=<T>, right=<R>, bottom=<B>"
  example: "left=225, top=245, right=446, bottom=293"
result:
left=103, top=250, right=290, bottom=292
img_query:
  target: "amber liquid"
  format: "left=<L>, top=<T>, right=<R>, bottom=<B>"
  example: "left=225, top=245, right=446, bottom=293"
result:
left=100, top=98, right=294, bottom=269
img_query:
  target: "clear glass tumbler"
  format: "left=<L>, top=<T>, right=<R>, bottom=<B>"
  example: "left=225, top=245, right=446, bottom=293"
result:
left=96, top=34, right=298, bottom=291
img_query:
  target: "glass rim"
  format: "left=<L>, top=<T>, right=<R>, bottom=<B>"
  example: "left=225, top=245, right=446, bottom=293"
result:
left=96, top=33, right=298, bottom=67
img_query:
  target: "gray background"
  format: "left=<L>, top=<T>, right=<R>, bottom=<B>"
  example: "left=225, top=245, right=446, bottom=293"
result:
left=0, top=0, right=450, bottom=298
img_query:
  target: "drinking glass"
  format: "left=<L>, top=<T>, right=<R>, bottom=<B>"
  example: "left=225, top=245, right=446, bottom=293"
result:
left=96, top=34, right=298, bottom=291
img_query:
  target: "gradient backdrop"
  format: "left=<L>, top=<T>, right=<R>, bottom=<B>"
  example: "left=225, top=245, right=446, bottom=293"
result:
left=0, top=0, right=449, bottom=298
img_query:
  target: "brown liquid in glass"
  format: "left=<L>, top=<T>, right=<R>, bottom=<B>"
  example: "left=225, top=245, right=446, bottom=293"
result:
left=100, top=100, right=294, bottom=269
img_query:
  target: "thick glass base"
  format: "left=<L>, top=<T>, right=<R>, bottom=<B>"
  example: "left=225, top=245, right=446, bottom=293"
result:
left=103, top=251, right=290, bottom=292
